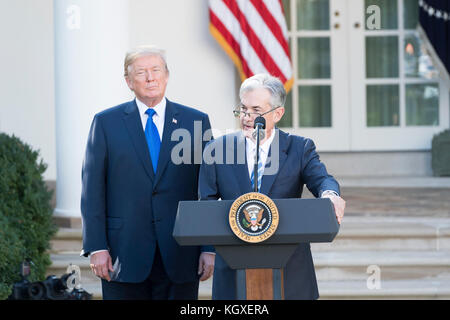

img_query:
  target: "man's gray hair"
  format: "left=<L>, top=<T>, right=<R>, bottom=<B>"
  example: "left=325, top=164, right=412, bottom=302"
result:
left=239, top=73, right=286, bottom=108
left=124, top=45, right=169, bottom=77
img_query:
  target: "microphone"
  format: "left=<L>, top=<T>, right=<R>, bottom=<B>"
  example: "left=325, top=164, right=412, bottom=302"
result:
left=254, top=116, right=266, bottom=129
left=252, top=116, right=266, bottom=140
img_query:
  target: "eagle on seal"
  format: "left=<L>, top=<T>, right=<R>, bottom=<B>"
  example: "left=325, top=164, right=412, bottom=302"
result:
left=243, top=207, right=264, bottom=231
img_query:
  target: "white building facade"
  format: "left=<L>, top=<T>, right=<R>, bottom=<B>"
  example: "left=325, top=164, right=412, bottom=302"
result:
left=0, top=0, right=448, bottom=221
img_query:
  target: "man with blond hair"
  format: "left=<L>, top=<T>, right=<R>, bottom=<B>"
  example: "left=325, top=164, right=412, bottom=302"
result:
left=81, top=45, right=214, bottom=300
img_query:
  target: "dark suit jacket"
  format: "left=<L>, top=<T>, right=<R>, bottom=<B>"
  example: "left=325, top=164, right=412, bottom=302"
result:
left=81, top=98, right=212, bottom=284
left=198, top=129, right=340, bottom=299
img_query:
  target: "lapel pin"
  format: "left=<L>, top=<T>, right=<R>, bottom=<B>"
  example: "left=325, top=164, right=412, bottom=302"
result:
left=172, top=118, right=177, bottom=124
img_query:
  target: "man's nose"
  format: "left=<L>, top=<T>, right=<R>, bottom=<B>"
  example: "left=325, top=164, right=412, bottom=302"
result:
left=243, top=118, right=254, bottom=126
left=146, top=71, right=155, bottom=81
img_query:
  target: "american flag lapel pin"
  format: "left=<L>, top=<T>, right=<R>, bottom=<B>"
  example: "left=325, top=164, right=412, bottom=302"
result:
left=172, top=118, right=177, bottom=124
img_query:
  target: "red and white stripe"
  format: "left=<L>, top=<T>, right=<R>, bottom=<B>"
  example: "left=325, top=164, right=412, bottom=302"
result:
left=209, top=0, right=293, bottom=91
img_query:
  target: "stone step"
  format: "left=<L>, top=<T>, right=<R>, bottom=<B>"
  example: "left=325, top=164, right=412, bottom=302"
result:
left=48, top=250, right=450, bottom=300
left=313, top=251, right=450, bottom=281
left=317, top=279, right=450, bottom=300
left=49, top=228, right=83, bottom=253
left=311, top=216, right=450, bottom=252
left=76, top=278, right=450, bottom=300
left=78, top=279, right=450, bottom=300
left=49, top=250, right=450, bottom=283
left=50, top=217, right=450, bottom=253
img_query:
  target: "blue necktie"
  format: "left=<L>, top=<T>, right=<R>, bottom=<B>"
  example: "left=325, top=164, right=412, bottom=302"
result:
left=145, top=108, right=161, bottom=173
left=250, top=150, right=264, bottom=192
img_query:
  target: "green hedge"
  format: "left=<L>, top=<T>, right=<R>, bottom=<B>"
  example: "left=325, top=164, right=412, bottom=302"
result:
left=0, top=133, right=57, bottom=299
left=431, top=129, right=450, bottom=177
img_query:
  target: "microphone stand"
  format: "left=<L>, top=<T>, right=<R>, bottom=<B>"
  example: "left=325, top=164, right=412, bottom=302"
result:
left=253, top=116, right=266, bottom=193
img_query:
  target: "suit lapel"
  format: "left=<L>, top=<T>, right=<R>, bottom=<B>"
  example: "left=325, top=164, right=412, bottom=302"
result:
left=122, top=100, right=155, bottom=182
left=260, top=129, right=289, bottom=195
left=153, top=99, right=180, bottom=186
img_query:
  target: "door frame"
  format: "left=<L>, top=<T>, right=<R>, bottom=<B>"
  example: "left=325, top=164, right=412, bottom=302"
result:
left=348, top=0, right=449, bottom=151
left=282, top=0, right=351, bottom=151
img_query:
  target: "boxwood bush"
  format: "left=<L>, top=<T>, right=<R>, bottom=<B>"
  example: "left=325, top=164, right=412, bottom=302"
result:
left=0, top=133, right=57, bottom=299
left=431, top=129, right=450, bottom=176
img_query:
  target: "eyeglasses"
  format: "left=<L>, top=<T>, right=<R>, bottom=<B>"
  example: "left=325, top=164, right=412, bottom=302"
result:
left=233, top=105, right=281, bottom=118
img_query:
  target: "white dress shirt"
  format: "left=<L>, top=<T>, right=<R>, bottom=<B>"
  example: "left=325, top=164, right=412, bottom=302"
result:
left=135, top=97, right=166, bottom=141
left=245, top=129, right=276, bottom=181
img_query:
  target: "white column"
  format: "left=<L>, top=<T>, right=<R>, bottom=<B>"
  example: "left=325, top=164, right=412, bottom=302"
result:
left=54, top=0, right=131, bottom=219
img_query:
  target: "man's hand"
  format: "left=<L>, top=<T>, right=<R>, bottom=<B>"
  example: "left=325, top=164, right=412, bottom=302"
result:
left=198, top=252, right=215, bottom=281
left=323, top=195, right=346, bottom=224
left=90, top=251, right=114, bottom=281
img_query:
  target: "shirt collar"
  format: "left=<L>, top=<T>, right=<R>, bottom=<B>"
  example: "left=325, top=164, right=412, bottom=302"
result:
left=245, top=129, right=276, bottom=154
left=135, top=97, right=166, bottom=119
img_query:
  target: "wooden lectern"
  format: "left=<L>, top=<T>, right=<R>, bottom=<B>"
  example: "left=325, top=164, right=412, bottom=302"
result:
left=173, top=198, right=339, bottom=300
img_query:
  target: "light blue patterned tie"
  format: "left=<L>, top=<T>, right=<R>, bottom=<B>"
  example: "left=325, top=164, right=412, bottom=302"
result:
left=145, top=108, right=161, bottom=173
left=250, top=150, right=264, bottom=192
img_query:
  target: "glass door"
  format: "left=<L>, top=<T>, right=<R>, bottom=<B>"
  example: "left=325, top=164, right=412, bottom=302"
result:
left=281, top=0, right=351, bottom=151
left=348, top=0, right=449, bottom=150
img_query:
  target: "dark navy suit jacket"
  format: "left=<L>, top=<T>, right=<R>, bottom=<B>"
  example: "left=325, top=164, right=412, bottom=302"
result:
left=81, top=98, right=213, bottom=284
left=198, top=129, right=340, bottom=299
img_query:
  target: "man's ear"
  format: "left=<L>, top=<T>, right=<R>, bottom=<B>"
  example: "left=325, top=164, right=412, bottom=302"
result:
left=125, top=76, right=134, bottom=91
left=274, top=107, right=285, bottom=123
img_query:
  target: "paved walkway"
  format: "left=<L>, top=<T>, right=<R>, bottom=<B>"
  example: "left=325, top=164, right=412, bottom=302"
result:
left=302, top=184, right=450, bottom=217
left=341, top=187, right=450, bottom=217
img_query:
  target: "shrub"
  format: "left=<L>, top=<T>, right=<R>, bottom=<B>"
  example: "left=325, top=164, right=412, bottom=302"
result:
left=0, top=215, right=24, bottom=298
left=0, top=133, right=57, bottom=299
left=431, top=129, right=450, bottom=176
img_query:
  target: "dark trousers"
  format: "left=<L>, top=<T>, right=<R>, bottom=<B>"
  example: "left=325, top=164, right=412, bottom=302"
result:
left=101, top=246, right=199, bottom=300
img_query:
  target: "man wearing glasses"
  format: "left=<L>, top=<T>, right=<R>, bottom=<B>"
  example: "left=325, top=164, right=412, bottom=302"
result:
left=199, top=73, right=346, bottom=300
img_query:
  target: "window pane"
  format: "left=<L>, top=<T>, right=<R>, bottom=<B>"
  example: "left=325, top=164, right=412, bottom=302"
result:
left=404, top=0, right=419, bottom=29
left=367, top=85, right=399, bottom=127
left=404, top=34, right=439, bottom=79
left=282, top=0, right=291, bottom=31
left=406, top=84, right=439, bottom=126
left=278, top=90, right=293, bottom=127
left=365, top=0, right=398, bottom=30
left=298, top=86, right=331, bottom=127
left=298, top=37, right=330, bottom=79
left=296, top=0, right=329, bottom=30
left=366, top=36, right=399, bottom=78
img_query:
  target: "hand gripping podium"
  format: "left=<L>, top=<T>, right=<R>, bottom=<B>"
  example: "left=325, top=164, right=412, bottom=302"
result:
left=173, top=197, right=339, bottom=300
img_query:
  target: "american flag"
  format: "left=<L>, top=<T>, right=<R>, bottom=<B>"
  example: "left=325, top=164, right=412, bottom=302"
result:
left=209, top=0, right=293, bottom=92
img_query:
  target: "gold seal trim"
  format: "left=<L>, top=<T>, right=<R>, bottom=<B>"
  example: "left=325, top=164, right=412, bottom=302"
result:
left=228, top=192, right=279, bottom=243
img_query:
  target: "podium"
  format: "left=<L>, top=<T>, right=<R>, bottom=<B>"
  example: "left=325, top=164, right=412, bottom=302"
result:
left=173, top=198, right=339, bottom=300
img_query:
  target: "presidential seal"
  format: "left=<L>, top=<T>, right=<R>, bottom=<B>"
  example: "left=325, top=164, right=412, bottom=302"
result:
left=229, top=192, right=279, bottom=243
